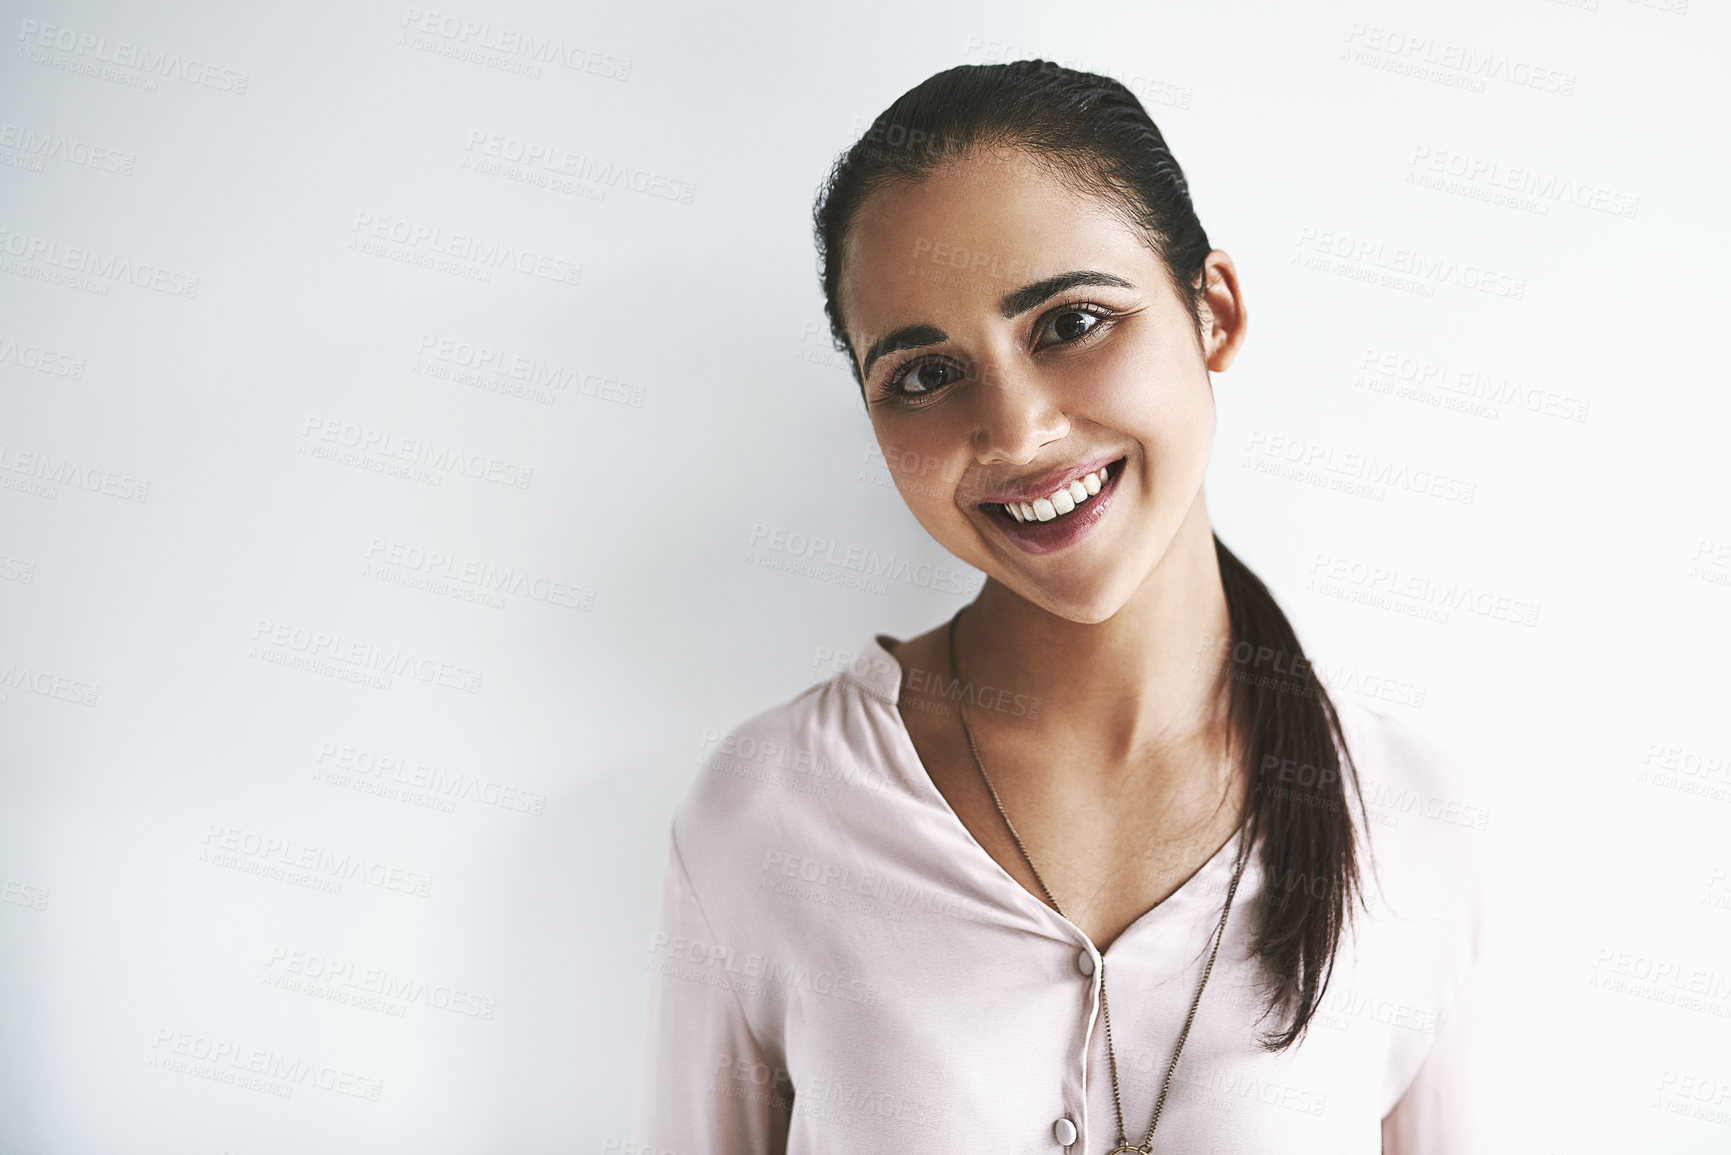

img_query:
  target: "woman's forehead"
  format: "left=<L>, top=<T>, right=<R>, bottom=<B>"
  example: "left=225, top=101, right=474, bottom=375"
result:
left=838, top=162, right=1153, bottom=334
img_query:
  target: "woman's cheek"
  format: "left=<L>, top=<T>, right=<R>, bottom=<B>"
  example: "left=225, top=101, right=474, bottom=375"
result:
left=1070, top=330, right=1168, bottom=407
left=878, top=427, right=950, bottom=504
left=1100, top=342, right=1213, bottom=449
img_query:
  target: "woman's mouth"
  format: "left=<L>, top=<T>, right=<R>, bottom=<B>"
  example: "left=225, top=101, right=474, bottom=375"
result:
left=978, top=456, right=1127, bottom=556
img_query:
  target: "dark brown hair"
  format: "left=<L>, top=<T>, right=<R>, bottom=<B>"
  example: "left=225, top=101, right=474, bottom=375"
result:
left=811, top=59, right=1371, bottom=1050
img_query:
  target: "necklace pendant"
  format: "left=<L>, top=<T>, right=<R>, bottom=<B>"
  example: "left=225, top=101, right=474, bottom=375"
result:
left=1107, top=1147, right=1148, bottom=1154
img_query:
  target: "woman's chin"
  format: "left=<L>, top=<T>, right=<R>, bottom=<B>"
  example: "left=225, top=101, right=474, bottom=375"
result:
left=999, top=572, right=1140, bottom=626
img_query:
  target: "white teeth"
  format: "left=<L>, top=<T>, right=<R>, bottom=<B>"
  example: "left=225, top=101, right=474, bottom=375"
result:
left=1001, top=462, right=1116, bottom=524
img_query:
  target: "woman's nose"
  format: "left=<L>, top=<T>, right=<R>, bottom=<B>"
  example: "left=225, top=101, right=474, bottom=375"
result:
left=968, top=359, right=1068, bottom=464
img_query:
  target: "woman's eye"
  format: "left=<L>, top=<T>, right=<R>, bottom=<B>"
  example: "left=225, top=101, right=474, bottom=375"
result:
left=893, top=359, right=963, bottom=397
left=1037, top=307, right=1106, bottom=348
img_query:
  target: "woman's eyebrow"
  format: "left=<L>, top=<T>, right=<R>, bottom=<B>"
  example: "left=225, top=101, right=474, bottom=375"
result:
left=860, top=323, right=947, bottom=381
left=857, top=270, right=1134, bottom=380
left=998, top=270, right=1134, bottom=318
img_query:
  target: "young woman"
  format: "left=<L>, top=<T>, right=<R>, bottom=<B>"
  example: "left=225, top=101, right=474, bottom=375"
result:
left=632, top=61, right=1489, bottom=1154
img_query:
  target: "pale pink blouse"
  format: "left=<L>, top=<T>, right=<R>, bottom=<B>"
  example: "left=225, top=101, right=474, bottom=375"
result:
left=630, top=633, right=1491, bottom=1153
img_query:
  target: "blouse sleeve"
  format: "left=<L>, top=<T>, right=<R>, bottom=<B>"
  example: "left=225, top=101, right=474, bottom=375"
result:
left=630, top=825, right=793, bottom=1155
left=1379, top=948, right=1497, bottom=1155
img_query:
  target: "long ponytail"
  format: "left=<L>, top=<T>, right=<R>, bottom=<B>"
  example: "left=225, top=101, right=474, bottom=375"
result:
left=1215, top=534, right=1368, bottom=1048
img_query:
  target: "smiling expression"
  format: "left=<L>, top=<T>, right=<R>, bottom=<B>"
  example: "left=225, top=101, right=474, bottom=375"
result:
left=836, top=147, right=1241, bottom=623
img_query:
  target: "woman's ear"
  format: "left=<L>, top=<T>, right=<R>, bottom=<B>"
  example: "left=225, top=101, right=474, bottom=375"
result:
left=1197, top=250, right=1248, bottom=372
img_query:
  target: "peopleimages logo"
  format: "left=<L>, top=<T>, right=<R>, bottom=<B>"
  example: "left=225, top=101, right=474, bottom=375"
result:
left=16, top=20, right=251, bottom=93
left=0, top=661, right=99, bottom=706
left=1306, top=552, right=1541, bottom=628
left=747, top=523, right=971, bottom=595
left=1342, top=23, right=1577, bottom=96
left=363, top=537, right=593, bottom=610
left=463, top=131, right=695, bottom=203
left=399, top=7, right=632, bottom=80
left=349, top=212, right=582, bottom=287
left=0, top=443, right=149, bottom=502
left=266, top=946, right=498, bottom=1019
left=1244, top=430, right=1478, bottom=504
left=202, top=823, right=435, bottom=898
left=0, top=122, right=136, bottom=175
left=0, top=227, right=199, bottom=297
left=0, top=334, right=86, bottom=378
left=149, top=1029, right=383, bottom=1101
left=1355, top=347, right=1591, bottom=424
left=1294, top=227, right=1525, bottom=300
left=1407, top=145, right=1640, bottom=220
left=414, top=334, right=644, bottom=407
left=300, top=416, right=533, bottom=490
left=314, top=741, right=549, bottom=816
left=249, top=618, right=485, bottom=694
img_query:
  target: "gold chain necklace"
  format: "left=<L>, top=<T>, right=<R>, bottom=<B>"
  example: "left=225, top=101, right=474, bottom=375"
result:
left=945, top=606, right=1248, bottom=1154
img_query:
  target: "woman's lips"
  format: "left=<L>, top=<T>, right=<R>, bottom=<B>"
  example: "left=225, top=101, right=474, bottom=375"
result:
left=980, top=456, right=1126, bottom=556
left=971, top=452, right=1125, bottom=506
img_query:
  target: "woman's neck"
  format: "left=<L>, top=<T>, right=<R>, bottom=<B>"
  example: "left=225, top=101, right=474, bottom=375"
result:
left=955, top=497, right=1234, bottom=784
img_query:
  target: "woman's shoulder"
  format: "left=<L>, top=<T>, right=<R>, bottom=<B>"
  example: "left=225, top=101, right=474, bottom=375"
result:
left=671, top=634, right=917, bottom=857
left=1327, top=692, right=1494, bottom=839
left=1323, top=692, right=1494, bottom=939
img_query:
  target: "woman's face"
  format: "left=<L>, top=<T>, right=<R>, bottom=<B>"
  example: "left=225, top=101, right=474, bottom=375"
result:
left=836, top=148, right=1246, bottom=623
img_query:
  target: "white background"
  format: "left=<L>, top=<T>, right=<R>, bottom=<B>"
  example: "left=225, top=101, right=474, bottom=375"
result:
left=2, top=0, right=1728, bottom=1151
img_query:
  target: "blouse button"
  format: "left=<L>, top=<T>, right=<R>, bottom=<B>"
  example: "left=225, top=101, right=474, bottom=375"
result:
left=1076, top=950, right=1096, bottom=977
left=1053, top=1116, right=1078, bottom=1145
